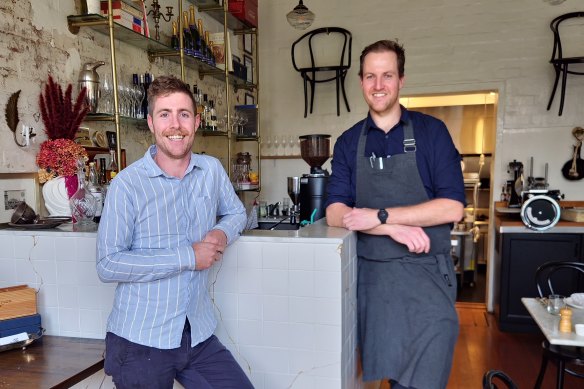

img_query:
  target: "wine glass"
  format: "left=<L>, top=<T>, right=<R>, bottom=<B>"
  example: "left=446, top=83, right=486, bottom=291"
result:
left=273, top=135, right=280, bottom=156
left=287, top=135, right=296, bottom=156
left=100, top=73, right=113, bottom=114
left=263, top=135, right=272, bottom=156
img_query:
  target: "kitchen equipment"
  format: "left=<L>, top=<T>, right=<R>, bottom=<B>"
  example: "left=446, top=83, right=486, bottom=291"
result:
left=298, top=134, right=330, bottom=223
left=507, top=160, right=523, bottom=208
left=287, top=176, right=301, bottom=224
left=520, top=194, right=561, bottom=231
left=78, top=61, right=105, bottom=113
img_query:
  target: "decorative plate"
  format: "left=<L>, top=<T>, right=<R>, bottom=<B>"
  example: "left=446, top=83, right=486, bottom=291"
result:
left=8, top=219, right=67, bottom=229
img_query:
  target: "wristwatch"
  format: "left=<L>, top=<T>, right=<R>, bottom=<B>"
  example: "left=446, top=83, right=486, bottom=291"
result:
left=377, top=208, right=389, bottom=224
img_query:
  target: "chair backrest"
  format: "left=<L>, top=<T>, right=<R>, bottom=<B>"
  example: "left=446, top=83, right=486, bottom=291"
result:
left=549, top=12, right=584, bottom=61
left=291, top=27, right=352, bottom=71
left=482, top=370, right=518, bottom=389
left=535, top=261, right=584, bottom=297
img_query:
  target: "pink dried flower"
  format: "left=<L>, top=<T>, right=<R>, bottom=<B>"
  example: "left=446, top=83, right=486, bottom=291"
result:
left=36, top=138, right=88, bottom=178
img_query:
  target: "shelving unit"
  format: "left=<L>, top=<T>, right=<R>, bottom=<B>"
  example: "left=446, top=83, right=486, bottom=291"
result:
left=67, top=0, right=261, bottom=192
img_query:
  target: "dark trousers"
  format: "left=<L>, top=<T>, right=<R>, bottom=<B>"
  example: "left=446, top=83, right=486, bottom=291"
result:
left=104, top=321, right=254, bottom=389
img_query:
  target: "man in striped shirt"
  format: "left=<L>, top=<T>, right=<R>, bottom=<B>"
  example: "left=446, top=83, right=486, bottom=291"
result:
left=97, top=75, right=253, bottom=388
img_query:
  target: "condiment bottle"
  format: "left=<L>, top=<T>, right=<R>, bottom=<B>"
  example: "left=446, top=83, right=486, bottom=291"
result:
left=559, top=307, right=572, bottom=333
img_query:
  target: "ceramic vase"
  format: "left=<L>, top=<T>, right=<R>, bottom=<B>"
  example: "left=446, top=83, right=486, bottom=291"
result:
left=42, top=176, right=72, bottom=217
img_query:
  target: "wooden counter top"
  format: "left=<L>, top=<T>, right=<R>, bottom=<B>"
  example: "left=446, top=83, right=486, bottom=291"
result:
left=0, top=336, right=105, bottom=388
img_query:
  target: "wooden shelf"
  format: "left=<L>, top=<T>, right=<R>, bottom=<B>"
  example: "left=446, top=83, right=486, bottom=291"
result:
left=261, top=155, right=302, bottom=159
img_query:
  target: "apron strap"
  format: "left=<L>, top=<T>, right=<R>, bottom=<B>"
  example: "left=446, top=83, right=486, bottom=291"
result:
left=403, top=120, right=416, bottom=153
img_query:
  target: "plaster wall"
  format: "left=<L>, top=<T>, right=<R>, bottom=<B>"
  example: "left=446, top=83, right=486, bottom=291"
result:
left=258, top=0, right=584, bottom=204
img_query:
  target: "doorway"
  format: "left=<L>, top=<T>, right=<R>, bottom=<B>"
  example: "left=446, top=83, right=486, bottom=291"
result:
left=400, top=91, right=499, bottom=305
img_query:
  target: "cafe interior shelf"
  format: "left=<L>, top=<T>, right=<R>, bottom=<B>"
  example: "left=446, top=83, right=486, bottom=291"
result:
left=66, top=14, right=255, bottom=89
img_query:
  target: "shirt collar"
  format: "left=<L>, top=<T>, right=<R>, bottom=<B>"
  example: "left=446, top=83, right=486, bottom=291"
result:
left=143, top=145, right=198, bottom=178
left=365, top=105, right=410, bottom=133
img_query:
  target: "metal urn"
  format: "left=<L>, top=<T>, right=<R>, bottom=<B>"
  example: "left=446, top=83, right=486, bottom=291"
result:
left=78, top=61, right=105, bottom=113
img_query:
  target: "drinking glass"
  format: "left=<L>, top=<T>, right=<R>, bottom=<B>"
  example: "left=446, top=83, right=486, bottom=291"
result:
left=100, top=73, right=113, bottom=114
left=547, top=294, right=565, bottom=315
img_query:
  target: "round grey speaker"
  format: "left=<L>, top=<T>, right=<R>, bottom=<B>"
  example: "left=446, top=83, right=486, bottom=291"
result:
left=520, top=195, right=561, bottom=231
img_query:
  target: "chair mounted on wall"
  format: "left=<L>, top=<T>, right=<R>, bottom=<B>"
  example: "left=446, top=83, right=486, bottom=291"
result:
left=546, top=12, right=584, bottom=116
left=291, top=27, right=352, bottom=117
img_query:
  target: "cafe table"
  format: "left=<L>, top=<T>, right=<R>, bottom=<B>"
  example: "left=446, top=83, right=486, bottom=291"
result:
left=522, top=297, right=584, bottom=346
left=0, top=335, right=105, bottom=388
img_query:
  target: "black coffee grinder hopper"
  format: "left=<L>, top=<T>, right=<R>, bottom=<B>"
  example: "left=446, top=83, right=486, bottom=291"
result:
left=298, top=134, right=331, bottom=224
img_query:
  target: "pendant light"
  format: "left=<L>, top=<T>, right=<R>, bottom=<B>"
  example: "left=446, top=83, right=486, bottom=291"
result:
left=286, top=0, right=315, bottom=30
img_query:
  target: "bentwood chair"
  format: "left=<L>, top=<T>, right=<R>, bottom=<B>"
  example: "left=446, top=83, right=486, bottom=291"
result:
left=546, top=12, right=584, bottom=116
left=482, top=370, right=518, bottom=389
left=534, top=261, right=584, bottom=389
left=291, top=27, right=352, bottom=117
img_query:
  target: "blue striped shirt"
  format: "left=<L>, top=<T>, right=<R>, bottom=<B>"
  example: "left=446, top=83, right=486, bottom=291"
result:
left=96, top=145, right=246, bottom=349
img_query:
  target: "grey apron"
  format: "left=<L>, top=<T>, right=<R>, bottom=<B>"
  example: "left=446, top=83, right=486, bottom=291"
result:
left=355, top=119, right=458, bottom=389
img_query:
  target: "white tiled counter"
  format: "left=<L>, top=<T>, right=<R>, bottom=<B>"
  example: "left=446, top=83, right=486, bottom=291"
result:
left=0, top=221, right=361, bottom=389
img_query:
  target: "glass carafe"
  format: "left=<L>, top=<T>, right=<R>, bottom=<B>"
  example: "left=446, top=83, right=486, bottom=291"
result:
left=69, top=159, right=97, bottom=225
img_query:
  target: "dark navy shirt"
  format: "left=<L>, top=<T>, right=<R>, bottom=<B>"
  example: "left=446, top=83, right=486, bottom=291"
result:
left=325, top=107, right=466, bottom=208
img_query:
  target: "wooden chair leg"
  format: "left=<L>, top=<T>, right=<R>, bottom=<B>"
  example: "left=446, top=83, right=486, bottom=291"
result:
left=302, top=74, right=308, bottom=118
left=547, top=66, right=561, bottom=111
left=558, top=65, right=569, bottom=116
left=534, top=354, right=548, bottom=389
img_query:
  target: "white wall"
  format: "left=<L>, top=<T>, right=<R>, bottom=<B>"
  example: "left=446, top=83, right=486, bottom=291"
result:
left=258, top=0, right=584, bottom=204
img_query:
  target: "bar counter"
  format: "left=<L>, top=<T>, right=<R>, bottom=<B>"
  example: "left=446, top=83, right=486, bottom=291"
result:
left=494, top=200, right=584, bottom=233
left=0, top=220, right=361, bottom=389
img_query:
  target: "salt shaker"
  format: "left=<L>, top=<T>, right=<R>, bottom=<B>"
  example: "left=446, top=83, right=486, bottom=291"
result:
left=559, top=307, right=572, bottom=333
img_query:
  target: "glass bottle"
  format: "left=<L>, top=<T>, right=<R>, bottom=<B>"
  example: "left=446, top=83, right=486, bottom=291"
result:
left=69, top=159, right=97, bottom=225
left=189, top=5, right=201, bottom=58
left=171, top=20, right=179, bottom=51
left=99, top=157, right=107, bottom=185
left=197, top=19, right=207, bottom=62
left=87, top=162, right=103, bottom=223
left=182, top=11, right=194, bottom=57
left=209, top=100, right=217, bottom=131
left=108, top=149, right=119, bottom=181
left=202, top=94, right=210, bottom=131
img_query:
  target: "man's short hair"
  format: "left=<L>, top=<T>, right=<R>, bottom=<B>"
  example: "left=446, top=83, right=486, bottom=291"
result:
left=147, top=75, right=196, bottom=116
left=359, top=40, right=405, bottom=78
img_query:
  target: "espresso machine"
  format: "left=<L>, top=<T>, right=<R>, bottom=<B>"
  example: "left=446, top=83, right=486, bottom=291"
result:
left=298, top=134, right=331, bottom=223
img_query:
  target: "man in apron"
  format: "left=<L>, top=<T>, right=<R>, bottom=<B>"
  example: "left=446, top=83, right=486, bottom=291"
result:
left=326, top=40, right=465, bottom=389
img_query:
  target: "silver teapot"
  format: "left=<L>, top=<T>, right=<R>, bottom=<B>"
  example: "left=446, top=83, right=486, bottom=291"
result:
left=78, top=61, right=105, bottom=113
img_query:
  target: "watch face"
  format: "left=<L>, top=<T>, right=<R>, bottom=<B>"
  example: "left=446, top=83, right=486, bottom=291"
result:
left=378, top=209, right=388, bottom=223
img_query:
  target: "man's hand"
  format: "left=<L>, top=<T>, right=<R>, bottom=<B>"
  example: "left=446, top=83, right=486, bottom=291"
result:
left=385, top=224, right=431, bottom=254
left=342, top=208, right=380, bottom=231
left=192, top=230, right=228, bottom=270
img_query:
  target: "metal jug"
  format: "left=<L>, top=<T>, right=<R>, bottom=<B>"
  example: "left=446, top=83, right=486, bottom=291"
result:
left=78, top=61, right=105, bottom=113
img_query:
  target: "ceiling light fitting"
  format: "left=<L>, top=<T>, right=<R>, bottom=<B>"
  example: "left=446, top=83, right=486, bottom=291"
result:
left=286, top=0, right=315, bottom=30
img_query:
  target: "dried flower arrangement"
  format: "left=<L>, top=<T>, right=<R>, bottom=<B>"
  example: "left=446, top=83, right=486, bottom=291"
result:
left=39, top=74, right=88, bottom=140
left=36, top=139, right=88, bottom=183
left=36, top=75, right=89, bottom=191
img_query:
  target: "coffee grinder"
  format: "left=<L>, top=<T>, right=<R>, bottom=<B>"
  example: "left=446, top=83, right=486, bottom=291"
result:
left=298, top=134, right=331, bottom=223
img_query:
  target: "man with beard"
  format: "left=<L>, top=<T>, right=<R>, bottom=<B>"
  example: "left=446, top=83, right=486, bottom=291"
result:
left=97, top=76, right=253, bottom=389
left=326, top=40, right=465, bottom=389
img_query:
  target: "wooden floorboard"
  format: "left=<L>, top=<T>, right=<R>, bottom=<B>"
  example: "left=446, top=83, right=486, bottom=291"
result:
left=373, top=304, right=583, bottom=388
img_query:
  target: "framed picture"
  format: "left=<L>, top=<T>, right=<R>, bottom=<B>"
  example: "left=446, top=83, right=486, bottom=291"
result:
left=245, top=93, right=255, bottom=105
left=243, top=34, right=252, bottom=55
left=244, top=55, right=253, bottom=83
left=0, top=173, right=39, bottom=223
